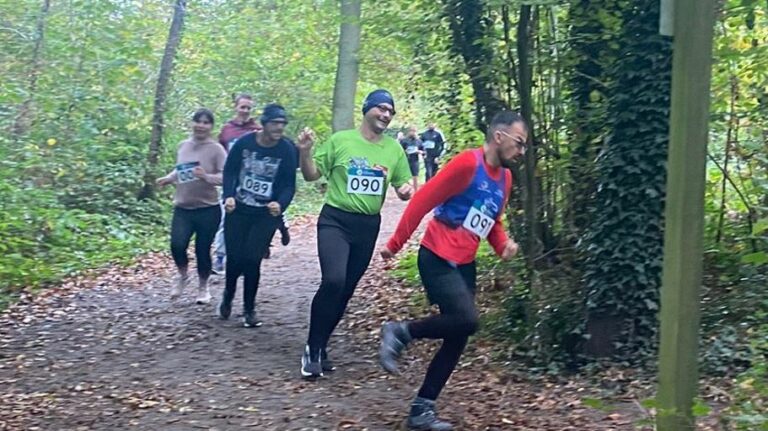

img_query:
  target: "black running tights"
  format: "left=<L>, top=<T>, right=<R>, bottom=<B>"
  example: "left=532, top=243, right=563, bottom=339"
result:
left=223, top=208, right=280, bottom=313
left=407, top=246, right=478, bottom=401
left=307, top=205, right=381, bottom=351
left=170, top=205, right=221, bottom=279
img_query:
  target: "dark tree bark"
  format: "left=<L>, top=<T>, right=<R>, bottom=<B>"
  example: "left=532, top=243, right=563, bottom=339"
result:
left=139, top=0, right=188, bottom=200
left=443, top=0, right=507, bottom=133
left=516, top=5, right=544, bottom=266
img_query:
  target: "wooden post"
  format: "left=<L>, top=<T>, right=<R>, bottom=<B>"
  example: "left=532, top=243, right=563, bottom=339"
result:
left=656, top=0, right=716, bottom=429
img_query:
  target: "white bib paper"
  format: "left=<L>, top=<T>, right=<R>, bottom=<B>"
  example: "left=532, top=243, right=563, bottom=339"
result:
left=462, top=203, right=495, bottom=238
left=242, top=173, right=273, bottom=199
left=176, top=162, right=199, bottom=184
left=346, top=168, right=384, bottom=196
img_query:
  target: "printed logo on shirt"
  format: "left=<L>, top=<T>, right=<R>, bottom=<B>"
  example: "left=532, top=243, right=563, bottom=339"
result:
left=478, top=180, right=490, bottom=192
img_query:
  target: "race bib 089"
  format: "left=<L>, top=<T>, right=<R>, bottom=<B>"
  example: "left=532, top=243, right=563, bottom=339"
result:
left=176, top=162, right=200, bottom=184
left=347, top=168, right=384, bottom=196
left=462, top=201, right=495, bottom=238
left=241, top=173, right=273, bottom=199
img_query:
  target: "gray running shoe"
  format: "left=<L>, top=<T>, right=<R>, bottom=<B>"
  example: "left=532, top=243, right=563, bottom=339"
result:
left=300, top=345, right=323, bottom=379
left=379, top=321, right=411, bottom=374
left=408, top=398, right=453, bottom=431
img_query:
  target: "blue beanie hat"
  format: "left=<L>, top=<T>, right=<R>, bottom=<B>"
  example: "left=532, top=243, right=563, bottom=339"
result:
left=362, top=89, right=395, bottom=115
left=260, top=103, right=288, bottom=124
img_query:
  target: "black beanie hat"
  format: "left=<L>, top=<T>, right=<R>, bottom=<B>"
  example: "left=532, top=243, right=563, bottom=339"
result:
left=362, top=89, right=395, bottom=115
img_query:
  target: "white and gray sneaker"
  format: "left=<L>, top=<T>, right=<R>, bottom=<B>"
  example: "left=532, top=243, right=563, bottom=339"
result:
left=170, top=275, right=188, bottom=299
left=195, top=285, right=212, bottom=304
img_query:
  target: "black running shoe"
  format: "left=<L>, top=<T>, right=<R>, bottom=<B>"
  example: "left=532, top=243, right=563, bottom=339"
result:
left=320, top=348, right=335, bottom=372
left=280, top=225, right=290, bottom=246
left=218, top=297, right=232, bottom=320
left=243, top=311, right=263, bottom=328
left=408, top=398, right=453, bottom=430
left=379, top=321, right=410, bottom=374
left=300, top=345, right=323, bottom=379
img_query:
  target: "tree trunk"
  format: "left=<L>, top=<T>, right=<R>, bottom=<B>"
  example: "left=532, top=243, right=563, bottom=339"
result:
left=517, top=5, right=543, bottom=267
left=331, top=0, right=362, bottom=133
left=444, top=0, right=507, bottom=133
left=10, top=0, right=50, bottom=140
left=138, top=0, right=187, bottom=200
left=582, top=0, right=674, bottom=357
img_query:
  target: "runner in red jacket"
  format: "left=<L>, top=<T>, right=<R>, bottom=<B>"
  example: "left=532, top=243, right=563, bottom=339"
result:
left=379, top=111, right=529, bottom=431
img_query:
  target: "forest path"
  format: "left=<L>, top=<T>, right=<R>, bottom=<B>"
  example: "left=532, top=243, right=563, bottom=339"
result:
left=0, top=195, right=632, bottom=430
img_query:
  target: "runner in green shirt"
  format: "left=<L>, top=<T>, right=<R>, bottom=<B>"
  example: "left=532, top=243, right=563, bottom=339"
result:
left=296, top=89, right=413, bottom=378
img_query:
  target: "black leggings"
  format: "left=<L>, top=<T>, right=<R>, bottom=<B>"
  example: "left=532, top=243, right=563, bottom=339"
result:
left=170, top=205, right=221, bottom=279
left=223, top=208, right=280, bottom=313
left=408, top=246, right=478, bottom=401
left=307, top=205, right=381, bottom=351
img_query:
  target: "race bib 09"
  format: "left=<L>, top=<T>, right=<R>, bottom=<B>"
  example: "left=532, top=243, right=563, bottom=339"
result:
left=346, top=168, right=384, bottom=196
left=241, top=173, right=273, bottom=199
left=462, top=201, right=495, bottom=238
left=176, top=162, right=200, bottom=184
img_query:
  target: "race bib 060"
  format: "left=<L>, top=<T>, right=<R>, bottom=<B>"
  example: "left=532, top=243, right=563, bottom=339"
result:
left=422, top=140, right=436, bottom=150
left=176, top=162, right=200, bottom=184
left=462, top=201, right=495, bottom=238
left=346, top=168, right=384, bottom=196
left=241, top=173, right=273, bottom=199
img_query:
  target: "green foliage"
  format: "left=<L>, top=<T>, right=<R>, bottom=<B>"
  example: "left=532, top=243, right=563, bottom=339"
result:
left=580, top=0, right=673, bottom=354
left=724, top=323, right=768, bottom=430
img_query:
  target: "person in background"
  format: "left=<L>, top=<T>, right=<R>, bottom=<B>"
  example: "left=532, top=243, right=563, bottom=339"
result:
left=156, top=108, right=226, bottom=304
left=400, top=126, right=423, bottom=193
left=218, top=104, right=298, bottom=327
left=419, top=123, right=445, bottom=182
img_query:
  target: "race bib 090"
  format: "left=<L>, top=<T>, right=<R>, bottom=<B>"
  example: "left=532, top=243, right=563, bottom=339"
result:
left=346, top=168, right=384, bottom=196
left=462, top=201, right=495, bottom=238
left=176, top=162, right=200, bottom=184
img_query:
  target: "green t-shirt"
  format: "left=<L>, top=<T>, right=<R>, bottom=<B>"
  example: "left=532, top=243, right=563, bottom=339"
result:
left=313, top=129, right=412, bottom=215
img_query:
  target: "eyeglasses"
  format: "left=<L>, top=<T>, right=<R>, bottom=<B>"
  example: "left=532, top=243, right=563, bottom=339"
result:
left=375, top=104, right=396, bottom=116
left=497, top=130, right=527, bottom=151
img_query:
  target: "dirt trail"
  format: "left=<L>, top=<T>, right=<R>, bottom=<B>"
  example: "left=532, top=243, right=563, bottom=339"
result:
left=1, top=194, right=658, bottom=431
left=0, top=197, right=429, bottom=431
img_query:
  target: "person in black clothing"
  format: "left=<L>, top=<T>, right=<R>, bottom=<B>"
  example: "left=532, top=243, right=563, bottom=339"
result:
left=419, top=123, right=445, bottom=182
left=400, top=126, right=423, bottom=193
left=219, top=103, right=298, bottom=327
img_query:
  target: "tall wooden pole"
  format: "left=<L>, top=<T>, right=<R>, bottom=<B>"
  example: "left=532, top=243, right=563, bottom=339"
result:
left=656, top=0, right=716, bottom=429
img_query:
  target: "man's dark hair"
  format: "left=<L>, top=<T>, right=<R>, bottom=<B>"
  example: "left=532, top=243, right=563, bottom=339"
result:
left=192, top=108, right=215, bottom=125
left=487, top=111, right=527, bottom=140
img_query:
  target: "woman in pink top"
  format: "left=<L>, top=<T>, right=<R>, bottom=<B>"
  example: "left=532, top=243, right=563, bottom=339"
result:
left=157, top=108, right=226, bottom=304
